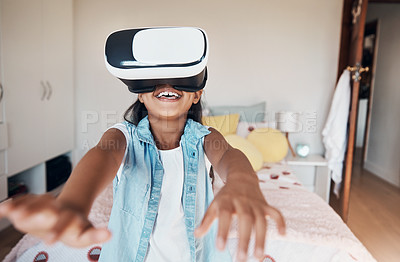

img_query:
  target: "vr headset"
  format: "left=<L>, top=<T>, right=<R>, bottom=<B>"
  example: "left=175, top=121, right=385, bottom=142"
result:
left=105, top=27, right=208, bottom=93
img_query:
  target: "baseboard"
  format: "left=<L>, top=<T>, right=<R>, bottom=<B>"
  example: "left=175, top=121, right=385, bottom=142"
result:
left=364, top=161, right=400, bottom=187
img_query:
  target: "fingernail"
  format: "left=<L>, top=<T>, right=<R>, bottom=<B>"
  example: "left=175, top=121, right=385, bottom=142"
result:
left=216, top=237, right=225, bottom=250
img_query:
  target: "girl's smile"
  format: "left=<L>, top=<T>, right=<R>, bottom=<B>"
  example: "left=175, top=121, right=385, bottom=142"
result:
left=154, top=86, right=183, bottom=102
left=138, top=84, right=202, bottom=121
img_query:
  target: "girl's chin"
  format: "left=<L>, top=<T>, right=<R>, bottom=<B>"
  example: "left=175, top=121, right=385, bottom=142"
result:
left=149, top=112, right=187, bottom=120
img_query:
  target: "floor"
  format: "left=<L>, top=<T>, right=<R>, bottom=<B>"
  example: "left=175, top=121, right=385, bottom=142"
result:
left=0, top=225, right=24, bottom=261
left=345, top=150, right=400, bottom=262
left=1, top=151, right=399, bottom=261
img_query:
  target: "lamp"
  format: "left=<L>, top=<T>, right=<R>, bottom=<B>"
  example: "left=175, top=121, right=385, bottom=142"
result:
left=276, top=111, right=300, bottom=157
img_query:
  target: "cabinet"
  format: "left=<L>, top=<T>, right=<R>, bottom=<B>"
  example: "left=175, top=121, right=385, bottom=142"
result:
left=0, top=0, right=74, bottom=176
left=284, top=155, right=331, bottom=203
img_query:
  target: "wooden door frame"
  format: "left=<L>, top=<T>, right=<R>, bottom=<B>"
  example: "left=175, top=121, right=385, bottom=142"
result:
left=336, top=0, right=369, bottom=222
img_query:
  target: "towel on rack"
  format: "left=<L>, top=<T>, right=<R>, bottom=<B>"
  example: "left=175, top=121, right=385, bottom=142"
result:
left=322, top=70, right=351, bottom=198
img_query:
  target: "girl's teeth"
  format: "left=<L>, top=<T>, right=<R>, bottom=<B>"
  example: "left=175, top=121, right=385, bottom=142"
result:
left=156, top=91, right=181, bottom=98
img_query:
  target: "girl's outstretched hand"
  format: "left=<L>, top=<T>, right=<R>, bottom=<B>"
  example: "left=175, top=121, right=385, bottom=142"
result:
left=0, top=194, right=111, bottom=247
left=194, top=175, right=286, bottom=262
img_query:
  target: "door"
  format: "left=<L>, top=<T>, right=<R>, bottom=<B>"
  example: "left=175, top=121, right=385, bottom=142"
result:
left=1, top=0, right=47, bottom=175
left=336, top=0, right=369, bottom=222
left=42, top=0, right=74, bottom=158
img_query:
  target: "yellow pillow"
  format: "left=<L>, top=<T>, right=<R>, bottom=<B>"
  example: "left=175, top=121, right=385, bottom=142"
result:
left=202, top=114, right=240, bottom=136
left=224, top=134, right=263, bottom=171
left=247, top=128, right=288, bottom=162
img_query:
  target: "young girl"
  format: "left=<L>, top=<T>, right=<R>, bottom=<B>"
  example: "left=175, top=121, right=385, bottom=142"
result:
left=0, top=84, right=285, bottom=261
left=0, top=28, right=285, bottom=262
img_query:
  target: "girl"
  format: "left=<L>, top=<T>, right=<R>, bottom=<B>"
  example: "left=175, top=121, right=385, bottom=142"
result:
left=0, top=28, right=285, bottom=261
left=0, top=85, right=285, bottom=261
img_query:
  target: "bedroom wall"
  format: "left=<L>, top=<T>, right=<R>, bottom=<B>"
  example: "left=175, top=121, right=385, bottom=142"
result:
left=364, top=4, right=400, bottom=187
left=73, top=0, right=343, bottom=161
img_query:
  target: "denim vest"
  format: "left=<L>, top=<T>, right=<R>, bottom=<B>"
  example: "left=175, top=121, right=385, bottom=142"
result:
left=99, top=116, right=232, bottom=262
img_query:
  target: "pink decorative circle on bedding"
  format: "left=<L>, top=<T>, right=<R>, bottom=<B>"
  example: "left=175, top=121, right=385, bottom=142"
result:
left=87, top=246, right=102, bottom=261
left=33, top=251, right=48, bottom=262
left=270, top=174, right=279, bottom=179
left=261, top=254, right=276, bottom=262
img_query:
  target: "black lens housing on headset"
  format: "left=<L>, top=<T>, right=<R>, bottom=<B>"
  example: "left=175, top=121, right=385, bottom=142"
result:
left=119, top=68, right=207, bottom=93
left=105, top=27, right=209, bottom=94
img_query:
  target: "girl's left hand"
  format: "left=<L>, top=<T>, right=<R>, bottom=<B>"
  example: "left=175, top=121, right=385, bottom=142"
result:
left=194, top=175, right=286, bottom=262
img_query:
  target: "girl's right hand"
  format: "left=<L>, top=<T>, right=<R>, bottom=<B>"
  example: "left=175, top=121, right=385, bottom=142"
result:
left=0, top=194, right=111, bottom=247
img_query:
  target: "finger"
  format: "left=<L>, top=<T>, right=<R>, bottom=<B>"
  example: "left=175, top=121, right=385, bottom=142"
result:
left=216, top=209, right=232, bottom=251
left=253, top=208, right=267, bottom=259
left=235, top=202, right=254, bottom=262
left=75, top=226, right=112, bottom=247
left=0, top=198, right=13, bottom=218
left=14, top=208, right=58, bottom=235
left=6, top=196, right=42, bottom=221
left=45, top=210, right=79, bottom=245
left=194, top=204, right=217, bottom=237
left=56, top=213, right=93, bottom=246
left=14, top=196, right=57, bottom=219
left=5, top=194, right=51, bottom=217
left=265, top=206, right=286, bottom=235
left=5, top=196, right=58, bottom=233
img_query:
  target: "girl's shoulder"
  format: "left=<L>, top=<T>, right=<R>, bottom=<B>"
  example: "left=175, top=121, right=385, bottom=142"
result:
left=107, top=121, right=137, bottom=145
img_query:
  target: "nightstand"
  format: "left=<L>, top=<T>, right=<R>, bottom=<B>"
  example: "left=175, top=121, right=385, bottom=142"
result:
left=284, top=155, right=331, bottom=203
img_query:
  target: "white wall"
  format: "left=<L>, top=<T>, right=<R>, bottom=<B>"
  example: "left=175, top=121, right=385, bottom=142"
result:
left=73, top=0, right=343, bottom=160
left=364, top=4, right=400, bottom=187
left=356, top=99, right=368, bottom=147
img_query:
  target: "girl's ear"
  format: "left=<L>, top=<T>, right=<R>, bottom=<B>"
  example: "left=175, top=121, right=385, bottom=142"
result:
left=193, top=90, right=203, bottom=104
left=138, top=94, right=144, bottom=103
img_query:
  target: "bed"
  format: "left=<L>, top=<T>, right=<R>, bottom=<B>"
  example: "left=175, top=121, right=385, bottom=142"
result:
left=3, top=162, right=376, bottom=262
left=4, top=102, right=377, bottom=261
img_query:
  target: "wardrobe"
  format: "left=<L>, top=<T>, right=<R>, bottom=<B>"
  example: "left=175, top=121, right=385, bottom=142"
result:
left=0, top=0, right=74, bottom=214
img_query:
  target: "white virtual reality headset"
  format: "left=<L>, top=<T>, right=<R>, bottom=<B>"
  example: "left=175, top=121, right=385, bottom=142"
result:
left=105, top=27, right=208, bottom=93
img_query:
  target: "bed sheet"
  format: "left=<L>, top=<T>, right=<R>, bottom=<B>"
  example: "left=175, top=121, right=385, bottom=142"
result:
left=4, top=163, right=376, bottom=262
left=219, top=163, right=376, bottom=261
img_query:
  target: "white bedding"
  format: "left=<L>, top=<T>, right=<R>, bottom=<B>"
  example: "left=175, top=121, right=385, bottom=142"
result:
left=4, top=163, right=376, bottom=262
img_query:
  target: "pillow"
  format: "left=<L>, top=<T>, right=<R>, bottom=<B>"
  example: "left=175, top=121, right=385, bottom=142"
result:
left=247, top=128, right=288, bottom=162
left=209, top=102, right=266, bottom=122
left=236, top=121, right=271, bottom=138
left=202, top=114, right=240, bottom=136
left=224, top=134, right=263, bottom=171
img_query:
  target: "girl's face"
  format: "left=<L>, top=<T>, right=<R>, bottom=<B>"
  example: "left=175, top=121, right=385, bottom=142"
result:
left=138, top=84, right=203, bottom=120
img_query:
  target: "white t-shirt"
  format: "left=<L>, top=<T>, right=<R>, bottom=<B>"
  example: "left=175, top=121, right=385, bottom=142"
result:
left=109, top=123, right=191, bottom=262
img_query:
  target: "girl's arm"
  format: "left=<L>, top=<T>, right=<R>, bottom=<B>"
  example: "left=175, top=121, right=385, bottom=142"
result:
left=0, top=128, right=126, bottom=247
left=196, top=128, right=286, bottom=262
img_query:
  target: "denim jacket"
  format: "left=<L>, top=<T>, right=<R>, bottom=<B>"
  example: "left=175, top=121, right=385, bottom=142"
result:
left=99, top=116, right=232, bottom=262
